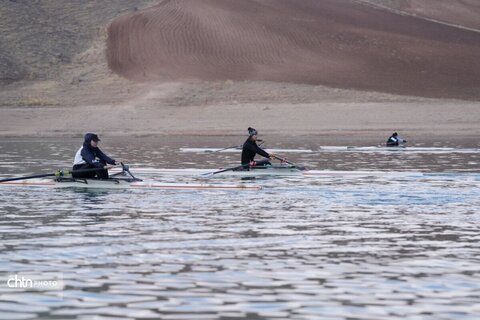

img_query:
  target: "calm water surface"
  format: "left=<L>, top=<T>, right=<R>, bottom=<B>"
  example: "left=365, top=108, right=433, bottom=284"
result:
left=0, top=137, right=479, bottom=320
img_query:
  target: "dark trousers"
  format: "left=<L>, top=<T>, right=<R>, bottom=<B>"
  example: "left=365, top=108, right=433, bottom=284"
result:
left=386, top=142, right=399, bottom=147
left=237, top=159, right=271, bottom=170
left=72, top=163, right=109, bottom=179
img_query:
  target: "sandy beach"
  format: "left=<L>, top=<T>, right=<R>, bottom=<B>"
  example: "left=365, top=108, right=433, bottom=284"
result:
left=1, top=87, right=479, bottom=147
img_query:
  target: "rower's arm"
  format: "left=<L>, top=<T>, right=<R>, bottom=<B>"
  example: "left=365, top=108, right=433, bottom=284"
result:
left=245, top=143, right=269, bottom=158
left=81, top=148, right=115, bottom=166
left=96, top=149, right=116, bottom=165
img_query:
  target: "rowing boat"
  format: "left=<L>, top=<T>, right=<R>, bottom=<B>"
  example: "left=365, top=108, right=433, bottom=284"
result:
left=0, top=176, right=261, bottom=190
left=318, top=146, right=480, bottom=153
left=111, top=164, right=304, bottom=178
left=0, top=178, right=261, bottom=190
left=110, top=167, right=423, bottom=179
left=179, top=147, right=313, bottom=153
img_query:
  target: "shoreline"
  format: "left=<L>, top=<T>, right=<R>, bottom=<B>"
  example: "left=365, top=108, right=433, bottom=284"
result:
left=1, top=99, right=479, bottom=147
left=0, top=133, right=477, bottom=149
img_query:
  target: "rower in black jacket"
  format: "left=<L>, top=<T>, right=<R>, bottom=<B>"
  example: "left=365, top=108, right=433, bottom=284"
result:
left=386, top=132, right=407, bottom=147
left=72, top=133, right=117, bottom=179
left=241, top=127, right=272, bottom=167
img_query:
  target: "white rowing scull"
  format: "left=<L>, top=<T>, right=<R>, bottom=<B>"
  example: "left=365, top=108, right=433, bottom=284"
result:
left=180, top=147, right=313, bottom=153
left=0, top=167, right=261, bottom=190
left=111, top=164, right=305, bottom=178
left=110, top=166, right=423, bottom=179
left=0, top=176, right=261, bottom=190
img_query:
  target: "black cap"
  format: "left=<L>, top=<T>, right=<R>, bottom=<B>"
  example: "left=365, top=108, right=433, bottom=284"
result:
left=248, top=127, right=258, bottom=136
left=84, top=133, right=101, bottom=143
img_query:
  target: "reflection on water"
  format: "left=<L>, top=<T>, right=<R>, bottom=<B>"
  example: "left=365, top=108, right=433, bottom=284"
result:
left=0, top=137, right=479, bottom=319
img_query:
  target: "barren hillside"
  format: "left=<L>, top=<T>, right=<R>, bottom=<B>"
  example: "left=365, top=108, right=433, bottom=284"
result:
left=1, top=0, right=480, bottom=106
left=358, top=0, right=480, bottom=30
left=1, top=0, right=480, bottom=138
left=107, top=0, right=480, bottom=100
left=0, top=0, right=157, bottom=107
left=0, top=0, right=157, bottom=83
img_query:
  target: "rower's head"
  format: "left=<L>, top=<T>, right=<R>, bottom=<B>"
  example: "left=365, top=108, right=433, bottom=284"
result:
left=84, top=133, right=101, bottom=147
left=248, top=127, right=258, bottom=140
left=392, top=132, right=398, bottom=137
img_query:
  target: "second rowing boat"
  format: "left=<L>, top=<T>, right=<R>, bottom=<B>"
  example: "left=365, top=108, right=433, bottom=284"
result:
left=111, top=164, right=304, bottom=178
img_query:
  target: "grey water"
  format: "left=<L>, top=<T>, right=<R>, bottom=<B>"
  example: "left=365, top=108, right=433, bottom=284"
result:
left=0, top=137, right=479, bottom=320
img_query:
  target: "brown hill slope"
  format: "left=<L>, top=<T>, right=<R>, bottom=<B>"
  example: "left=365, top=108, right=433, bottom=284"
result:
left=107, top=0, right=480, bottom=100
left=0, top=0, right=156, bottom=84
left=359, top=0, right=480, bottom=30
left=0, top=0, right=158, bottom=107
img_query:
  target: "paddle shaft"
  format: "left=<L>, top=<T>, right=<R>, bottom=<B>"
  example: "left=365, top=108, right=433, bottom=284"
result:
left=0, top=173, right=57, bottom=183
left=207, top=163, right=250, bottom=175
left=0, top=165, right=112, bottom=183
left=271, top=155, right=306, bottom=170
left=206, top=144, right=243, bottom=153
left=206, top=159, right=270, bottom=175
left=205, top=141, right=263, bottom=153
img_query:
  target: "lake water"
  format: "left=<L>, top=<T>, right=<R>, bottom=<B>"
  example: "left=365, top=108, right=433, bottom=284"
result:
left=0, top=137, right=479, bottom=320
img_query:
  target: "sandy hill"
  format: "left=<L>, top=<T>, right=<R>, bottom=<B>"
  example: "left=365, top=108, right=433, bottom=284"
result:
left=1, top=0, right=480, bottom=139
left=0, top=0, right=156, bottom=106
left=107, top=0, right=480, bottom=100
left=0, top=0, right=158, bottom=83
left=359, top=0, right=480, bottom=30
left=1, top=0, right=480, bottom=107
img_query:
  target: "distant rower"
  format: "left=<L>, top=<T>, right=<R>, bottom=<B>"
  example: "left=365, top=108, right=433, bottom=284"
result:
left=386, top=132, right=407, bottom=147
left=241, top=127, right=273, bottom=167
left=72, top=133, right=117, bottom=179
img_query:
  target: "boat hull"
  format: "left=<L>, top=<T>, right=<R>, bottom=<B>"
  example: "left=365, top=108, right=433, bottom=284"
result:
left=111, top=166, right=304, bottom=178
left=0, top=178, right=261, bottom=190
left=180, top=147, right=312, bottom=153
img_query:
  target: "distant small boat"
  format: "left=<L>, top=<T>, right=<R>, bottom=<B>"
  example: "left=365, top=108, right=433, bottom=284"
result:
left=317, top=146, right=480, bottom=153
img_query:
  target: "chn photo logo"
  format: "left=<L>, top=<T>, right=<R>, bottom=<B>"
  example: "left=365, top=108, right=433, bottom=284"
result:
left=2, top=273, right=64, bottom=291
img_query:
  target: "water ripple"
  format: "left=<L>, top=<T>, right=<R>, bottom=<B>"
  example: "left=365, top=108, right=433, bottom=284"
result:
left=0, top=138, right=479, bottom=319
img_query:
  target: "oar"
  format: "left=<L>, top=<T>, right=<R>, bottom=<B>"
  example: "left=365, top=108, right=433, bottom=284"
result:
left=0, top=172, right=63, bottom=183
left=202, top=163, right=250, bottom=176
left=205, top=144, right=243, bottom=153
left=204, top=140, right=265, bottom=153
left=271, top=155, right=307, bottom=171
left=202, top=159, right=270, bottom=177
left=0, top=165, right=116, bottom=183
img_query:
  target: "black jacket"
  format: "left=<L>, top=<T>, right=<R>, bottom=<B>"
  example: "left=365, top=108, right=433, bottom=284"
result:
left=241, top=138, right=269, bottom=165
left=81, top=133, right=116, bottom=167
